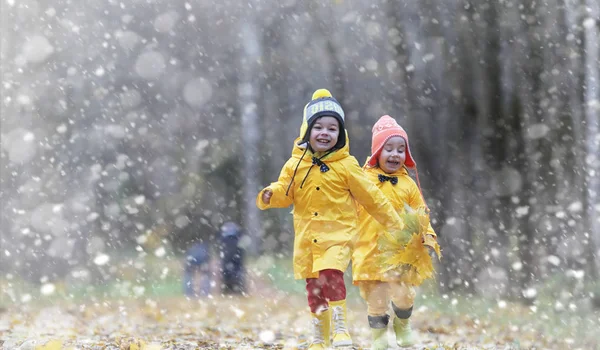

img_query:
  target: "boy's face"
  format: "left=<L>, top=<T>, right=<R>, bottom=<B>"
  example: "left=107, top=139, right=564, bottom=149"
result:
left=378, top=136, right=406, bottom=174
left=309, top=116, right=340, bottom=153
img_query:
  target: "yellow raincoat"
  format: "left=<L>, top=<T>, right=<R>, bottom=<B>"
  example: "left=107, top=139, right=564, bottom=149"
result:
left=352, top=166, right=437, bottom=284
left=256, top=137, right=405, bottom=279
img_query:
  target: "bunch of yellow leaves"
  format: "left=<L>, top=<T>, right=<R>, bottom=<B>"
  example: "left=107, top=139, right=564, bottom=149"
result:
left=378, top=205, right=442, bottom=286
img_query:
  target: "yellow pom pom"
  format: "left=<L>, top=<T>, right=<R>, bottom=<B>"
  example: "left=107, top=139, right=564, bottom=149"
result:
left=312, top=89, right=332, bottom=100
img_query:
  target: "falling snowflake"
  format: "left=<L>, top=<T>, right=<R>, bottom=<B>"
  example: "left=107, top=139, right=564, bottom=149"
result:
left=40, top=283, right=56, bottom=296
left=94, top=254, right=110, bottom=266
left=154, top=247, right=166, bottom=258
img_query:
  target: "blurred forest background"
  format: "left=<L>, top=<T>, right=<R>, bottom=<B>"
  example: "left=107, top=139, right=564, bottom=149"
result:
left=1, top=0, right=599, bottom=311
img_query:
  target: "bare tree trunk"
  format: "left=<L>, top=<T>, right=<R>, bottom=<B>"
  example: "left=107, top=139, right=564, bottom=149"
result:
left=560, top=0, right=593, bottom=277
left=512, top=0, right=546, bottom=298
left=307, top=0, right=346, bottom=100
left=385, top=0, right=414, bottom=123
left=583, top=0, right=600, bottom=279
left=239, top=19, right=262, bottom=255
left=471, top=0, right=515, bottom=296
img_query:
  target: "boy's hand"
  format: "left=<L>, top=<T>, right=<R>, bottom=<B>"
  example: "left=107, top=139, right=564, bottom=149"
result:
left=261, top=189, right=273, bottom=204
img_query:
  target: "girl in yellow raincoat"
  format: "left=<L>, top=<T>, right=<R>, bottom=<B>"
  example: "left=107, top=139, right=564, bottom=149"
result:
left=352, top=115, right=440, bottom=349
left=256, top=90, right=406, bottom=349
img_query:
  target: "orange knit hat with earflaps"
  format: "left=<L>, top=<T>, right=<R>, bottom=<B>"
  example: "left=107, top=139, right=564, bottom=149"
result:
left=368, top=115, right=415, bottom=168
left=368, top=115, right=429, bottom=211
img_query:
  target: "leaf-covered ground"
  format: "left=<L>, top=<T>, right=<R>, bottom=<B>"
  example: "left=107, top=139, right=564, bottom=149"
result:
left=1, top=283, right=598, bottom=350
left=1, top=256, right=599, bottom=350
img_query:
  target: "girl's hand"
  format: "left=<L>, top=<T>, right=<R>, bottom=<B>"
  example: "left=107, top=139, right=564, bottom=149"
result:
left=262, top=189, right=273, bottom=204
left=422, top=234, right=436, bottom=244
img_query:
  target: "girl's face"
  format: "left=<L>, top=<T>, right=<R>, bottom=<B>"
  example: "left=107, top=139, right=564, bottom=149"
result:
left=378, top=136, right=406, bottom=174
left=309, top=116, right=340, bottom=153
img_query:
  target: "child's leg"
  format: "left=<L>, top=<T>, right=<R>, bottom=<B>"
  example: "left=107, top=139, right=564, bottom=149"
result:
left=183, top=264, right=196, bottom=297
left=306, top=275, right=331, bottom=348
left=199, top=263, right=211, bottom=296
left=320, top=269, right=352, bottom=347
left=389, top=282, right=416, bottom=347
left=306, top=273, right=330, bottom=314
left=358, top=281, right=390, bottom=350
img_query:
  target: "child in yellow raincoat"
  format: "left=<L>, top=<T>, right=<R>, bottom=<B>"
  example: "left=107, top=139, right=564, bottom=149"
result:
left=257, top=90, right=406, bottom=349
left=352, top=115, right=440, bottom=349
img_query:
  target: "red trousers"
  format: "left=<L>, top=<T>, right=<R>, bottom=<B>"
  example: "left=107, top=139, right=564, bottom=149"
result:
left=306, top=269, right=346, bottom=313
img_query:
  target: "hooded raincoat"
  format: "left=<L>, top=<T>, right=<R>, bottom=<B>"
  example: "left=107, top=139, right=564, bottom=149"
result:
left=352, top=166, right=437, bottom=283
left=256, top=136, right=405, bottom=279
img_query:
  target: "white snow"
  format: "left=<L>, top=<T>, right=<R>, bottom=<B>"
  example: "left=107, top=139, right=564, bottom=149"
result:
left=547, top=255, right=561, bottom=266
left=523, top=288, right=537, bottom=299
left=365, top=59, right=378, bottom=71
left=40, top=283, right=56, bottom=296
left=56, top=124, right=68, bottom=134
left=86, top=212, right=99, bottom=222
left=154, top=246, right=166, bottom=258
left=132, top=285, right=145, bottom=297
left=16, top=94, right=32, bottom=105
left=583, top=17, right=596, bottom=29
left=3, top=128, right=38, bottom=163
left=94, top=67, right=105, bottom=77
left=526, top=123, right=550, bottom=139
left=93, top=253, right=110, bottom=266
left=511, top=261, right=523, bottom=271
left=154, top=11, right=180, bottom=33
left=134, top=195, right=146, bottom=205
left=115, top=30, right=142, bottom=51
left=515, top=205, right=529, bottom=217
left=183, top=77, right=213, bottom=108
left=30, top=203, right=62, bottom=234
left=230, top=305, right=245, bottom=318
left=135, top=51, right=166, bottom=80
left=105, top=124, right=127, bottom=139
left=259, top=330, right=276, bottom=343
left=567, top=201, right=583, bottom=212
left=21, top=294, right=32, bottom=303
left=365, top=22, right=381, bottom=37
left=104, top=202, right=121, bottom=219
left=195, top=139, right=210, bottom=151
left=174, top=215, right=190, bottom=229
left=136, top=234, right=148, bottom=244
left=23, top=132, right=35, bottom=142
left=48, top=237, right=73, bottom=258
left=22, top=35, right=54, bottom=64
left=119, top=89, right=142, bottom=110
left=422, top=53, right=435, bottom=62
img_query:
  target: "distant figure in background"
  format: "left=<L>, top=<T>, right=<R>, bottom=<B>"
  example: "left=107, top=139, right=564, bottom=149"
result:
left=219, top=221, right=246, bottom=295
left=183, top=242, right=212, bottom=297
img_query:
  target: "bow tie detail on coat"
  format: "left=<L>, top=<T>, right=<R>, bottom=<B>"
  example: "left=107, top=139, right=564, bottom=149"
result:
left=378, top=174, right=398, bottom=185
left=312, top=157, right=330, bottom=172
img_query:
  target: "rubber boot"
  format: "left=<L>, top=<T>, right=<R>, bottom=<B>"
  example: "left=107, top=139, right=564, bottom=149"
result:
left=393, top=317, right=416, bottom=347
left=368, top=314, right=389, bottom=350
left=392, top=303, right=416, bottom=347
left=308, top=308, right=331, bottom=349
left=330, top=300, right=352, bottom=347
